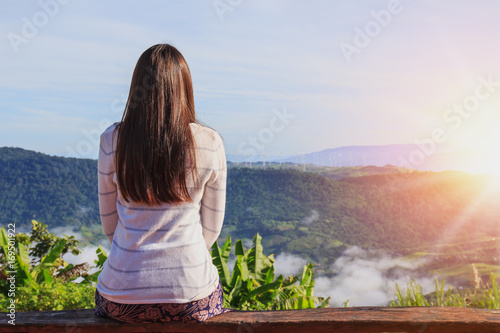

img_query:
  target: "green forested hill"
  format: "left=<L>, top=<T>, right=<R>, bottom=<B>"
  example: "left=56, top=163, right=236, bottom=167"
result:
left=224, top=168, right=500, bottom=266
left=0, top=147, right=99, bottom=228
left=1, top=147, right=499, bottom=269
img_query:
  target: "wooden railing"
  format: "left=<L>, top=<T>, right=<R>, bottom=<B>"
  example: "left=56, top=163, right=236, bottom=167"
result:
left=2, top=307, right=500, bottom=333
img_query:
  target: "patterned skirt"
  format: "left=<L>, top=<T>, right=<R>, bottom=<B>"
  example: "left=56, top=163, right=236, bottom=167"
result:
left=94, top=282, right=231, bottom=323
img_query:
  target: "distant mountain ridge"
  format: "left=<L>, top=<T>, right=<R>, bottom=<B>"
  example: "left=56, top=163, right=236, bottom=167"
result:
left=282, top=144, right=422, bottom=167
left=228, top=143, right=480, bottom=172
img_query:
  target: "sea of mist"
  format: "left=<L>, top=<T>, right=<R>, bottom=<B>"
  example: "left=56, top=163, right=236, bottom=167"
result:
left=58, top=227, right=436, bottom=306
left=275, top=247, right=436, bottom=307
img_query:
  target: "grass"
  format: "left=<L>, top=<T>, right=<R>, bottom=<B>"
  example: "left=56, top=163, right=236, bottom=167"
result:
left=390, top=273, right=500, bottom=309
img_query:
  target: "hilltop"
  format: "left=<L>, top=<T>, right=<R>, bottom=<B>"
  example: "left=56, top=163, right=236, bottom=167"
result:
left=0, top=147, right=98, bottom=229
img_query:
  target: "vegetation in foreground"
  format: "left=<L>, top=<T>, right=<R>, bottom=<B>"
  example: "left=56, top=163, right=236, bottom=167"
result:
left=391, top=274, right=500, bottom=308
left=0, top=220, right=95, bottom=311
left=0, top=221, right=328, bottom=311
left=211, top=233, right=329, bottom=310
left=1, top=220, right=499, bottom=311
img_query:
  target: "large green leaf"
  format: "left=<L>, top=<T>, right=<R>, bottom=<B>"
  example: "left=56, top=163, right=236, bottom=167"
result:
left=244, top=278, right=283, bottom=301
left=299, top=263, right=315, bottom=298
left=237, top=261, right=249, bottom=281
left=228, top=276, right=243, bottom=307
left=0, top=228, right=9, bottom=257
left=17, top=240, right=31, bottom=268
left=14, top=252, right=33, bottom=285
left=229, top=256, right=242, bottom=288
left=220, top=236, right=231, bottom=256
left=211, top=237, right=231, bottom=288
left=234, top=239, right=245, bottom=257
left=246, top=233, right=263, bottom=280
left=229, top=239, right=247, bottom=288
left=264, top=264, right=275, bottom=284
left=40, top=239, right=67, bottom=267
left=37, top=268, right=54, bottom=285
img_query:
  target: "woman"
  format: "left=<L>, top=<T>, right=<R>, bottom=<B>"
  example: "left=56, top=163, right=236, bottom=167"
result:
left=95, top=44, right=229, bottom=322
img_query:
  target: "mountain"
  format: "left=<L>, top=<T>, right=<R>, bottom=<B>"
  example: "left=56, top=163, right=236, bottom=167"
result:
left=0, top=147, right=99, bottom=229
left=224, top=167, right=500, bottom=263
left=1, top=147, right=499, bottom=273
left=279, top=144, right=419, bottom=167
left=0, top=147, right=407, bottom=230
left=256, top=143, right=482, bottom=172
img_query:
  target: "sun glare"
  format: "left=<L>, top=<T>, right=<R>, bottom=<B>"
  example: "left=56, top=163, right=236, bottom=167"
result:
left=454, top=121, right=500, bottom=178
left=477, top=149, right=500, bottom=175
left=461, top=150, right=500, bottom=187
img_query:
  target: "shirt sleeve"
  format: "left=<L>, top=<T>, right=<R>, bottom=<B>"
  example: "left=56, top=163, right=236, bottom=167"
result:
left=200, top=136, right=227, bottom=249
left=98, top=132, right=118, bottom=244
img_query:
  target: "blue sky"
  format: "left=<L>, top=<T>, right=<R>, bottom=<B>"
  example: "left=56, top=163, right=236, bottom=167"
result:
left=2, top=0, right=500, bottom=162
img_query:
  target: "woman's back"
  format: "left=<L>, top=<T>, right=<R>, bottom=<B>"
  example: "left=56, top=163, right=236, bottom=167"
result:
left=96, top=122, right=227, bottom=304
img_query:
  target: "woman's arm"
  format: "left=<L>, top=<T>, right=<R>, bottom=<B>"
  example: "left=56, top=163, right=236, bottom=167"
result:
left=200, top=137, right=227, bottom=249
left=98, top=132, right=118, bottom=244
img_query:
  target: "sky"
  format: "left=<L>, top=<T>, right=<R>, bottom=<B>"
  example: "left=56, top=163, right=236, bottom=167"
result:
left=2, top=0, right=500, bottom=162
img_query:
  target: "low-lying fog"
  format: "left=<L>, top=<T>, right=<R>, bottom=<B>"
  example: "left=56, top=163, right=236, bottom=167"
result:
left=60, top=227, right=435, bottom=307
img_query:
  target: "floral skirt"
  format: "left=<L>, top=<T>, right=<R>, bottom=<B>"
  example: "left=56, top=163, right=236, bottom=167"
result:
left=94, top=282, right=231, bottom=323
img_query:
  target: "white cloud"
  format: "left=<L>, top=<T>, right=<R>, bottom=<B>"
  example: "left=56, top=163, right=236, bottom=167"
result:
left=301, top=210, right=319, bottom=225
left=274, top=253, right=308, bottom=277
left=314, top=246, right=435, bottom=307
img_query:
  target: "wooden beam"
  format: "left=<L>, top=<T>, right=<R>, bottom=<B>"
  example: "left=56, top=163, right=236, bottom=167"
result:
left=1, top=307, right=500, bottom=333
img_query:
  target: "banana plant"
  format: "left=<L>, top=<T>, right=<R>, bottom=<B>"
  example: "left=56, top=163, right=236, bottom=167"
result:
left=211, top=233, right=330, bottom=310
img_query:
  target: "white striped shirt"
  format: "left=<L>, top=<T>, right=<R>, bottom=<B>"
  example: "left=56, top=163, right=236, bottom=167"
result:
left=96, top=122, right=226, bottom=304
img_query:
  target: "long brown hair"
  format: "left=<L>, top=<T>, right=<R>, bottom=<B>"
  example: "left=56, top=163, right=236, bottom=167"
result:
left=114, top=44, right=198, bottom=205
